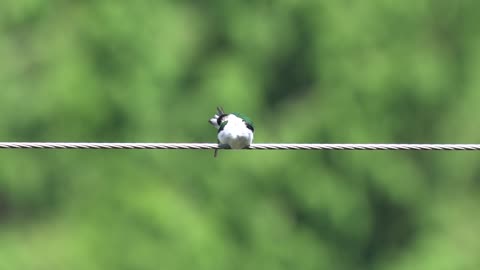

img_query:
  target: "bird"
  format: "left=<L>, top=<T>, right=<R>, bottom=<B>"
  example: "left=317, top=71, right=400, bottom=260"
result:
left=209, top=106, right=254, bottom=157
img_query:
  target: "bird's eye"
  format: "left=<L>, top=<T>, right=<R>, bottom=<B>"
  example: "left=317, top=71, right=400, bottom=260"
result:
left=217, top=115, right=228, bottom=125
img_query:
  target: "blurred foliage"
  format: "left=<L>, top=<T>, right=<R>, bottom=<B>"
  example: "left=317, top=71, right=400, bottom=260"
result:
left=1, top=0, right=480, bottom=269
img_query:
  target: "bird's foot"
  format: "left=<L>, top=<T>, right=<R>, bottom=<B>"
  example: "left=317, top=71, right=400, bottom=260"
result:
left=218, top=144, right=231, bottom=149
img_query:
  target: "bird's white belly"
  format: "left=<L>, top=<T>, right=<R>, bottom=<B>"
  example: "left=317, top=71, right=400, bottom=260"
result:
left=218, top=126, right=253, bottom=149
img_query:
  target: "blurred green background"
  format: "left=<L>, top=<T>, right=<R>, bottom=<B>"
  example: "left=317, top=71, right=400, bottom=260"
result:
left=1, top=1, right=480, bottom=269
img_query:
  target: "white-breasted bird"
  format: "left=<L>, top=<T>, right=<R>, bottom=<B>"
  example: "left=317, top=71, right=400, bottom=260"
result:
left=209, top=106, right=254, bottom=157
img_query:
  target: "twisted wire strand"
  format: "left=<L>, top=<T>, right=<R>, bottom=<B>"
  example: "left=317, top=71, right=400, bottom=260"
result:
left=0, top=142, right=480, bottom=150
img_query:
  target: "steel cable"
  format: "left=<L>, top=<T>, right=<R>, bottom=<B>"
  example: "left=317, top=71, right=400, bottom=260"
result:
left=0, top=142, right=479, bottom=151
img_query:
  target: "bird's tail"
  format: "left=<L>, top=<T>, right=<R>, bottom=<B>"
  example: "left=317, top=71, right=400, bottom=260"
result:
left=208, top=106, right=225, bottom=129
